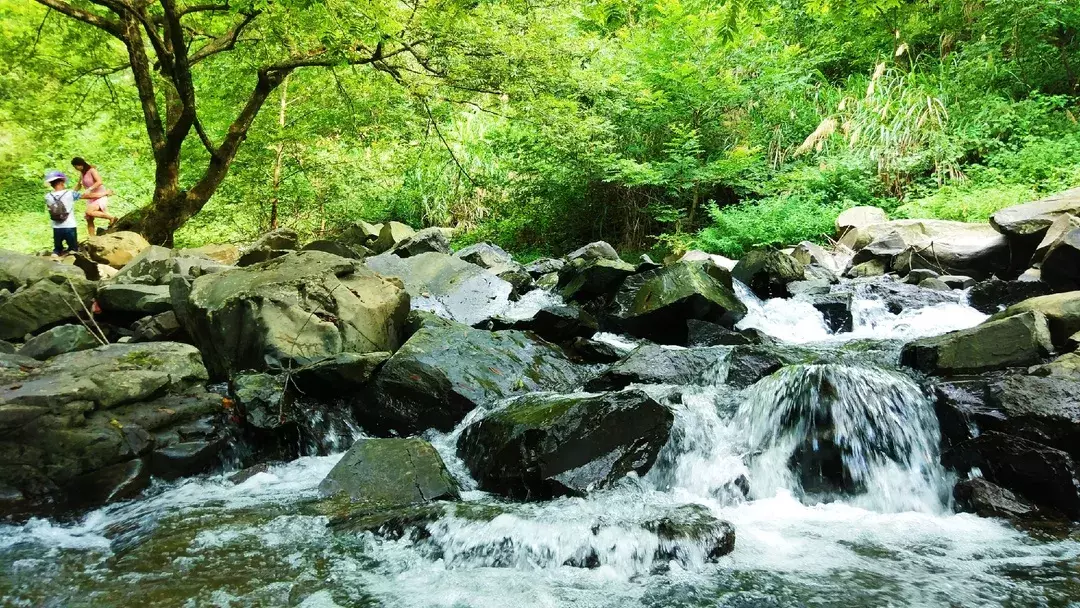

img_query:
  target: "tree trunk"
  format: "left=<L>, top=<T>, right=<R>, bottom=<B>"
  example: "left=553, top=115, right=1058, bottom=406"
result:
left=269, top=74, right=290, bottom=231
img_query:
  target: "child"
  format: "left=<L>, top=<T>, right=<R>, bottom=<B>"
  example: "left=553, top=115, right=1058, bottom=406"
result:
left=43, top=170, right=111, bottom=257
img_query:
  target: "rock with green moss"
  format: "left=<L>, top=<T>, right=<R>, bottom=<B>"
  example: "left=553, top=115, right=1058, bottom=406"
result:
left=457, top=389, right=673, bottom=499
left=365, top=252, right=512, bottom=327
left=609, top=261, right=747, bottom=345
left=558, top=257, right=637, bottom=303
left=0, top=342, right=227, bottom=517
left=0, top=250, right=85, bottom=292
left=173, top=250, right=409, bottom=379
left=902, top=311, right=1053, bottom=376
left=0, top=275, right=97, bottom=341
left=645, top=503, right=736, bottom=562
left=17, top=324, right=99, bottom=360
left=320, top=438, right=459, bottom=516
left=990, top=291, right=1080, bottom=348
left=97, top=283, right=172, bottom=314
left=362, top=319, right=587, bottom=434
left=732, top=250, right=806, bottom=299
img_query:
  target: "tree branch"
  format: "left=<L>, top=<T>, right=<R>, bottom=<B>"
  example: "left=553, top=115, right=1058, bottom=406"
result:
left=32, top=0, right=124, bottom=38
left=189, top=11, right=259, bottom=64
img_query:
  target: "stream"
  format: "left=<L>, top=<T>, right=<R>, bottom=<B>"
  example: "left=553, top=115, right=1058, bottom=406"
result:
left=2, top=281, right=1079, bottom=607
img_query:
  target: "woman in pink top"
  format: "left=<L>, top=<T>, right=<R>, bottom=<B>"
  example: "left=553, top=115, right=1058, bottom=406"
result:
left=72, top=157, right=118, bottom=236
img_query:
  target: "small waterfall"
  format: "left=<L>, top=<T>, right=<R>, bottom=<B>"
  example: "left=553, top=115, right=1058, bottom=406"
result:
left=734, top=364, right=952, bottom=513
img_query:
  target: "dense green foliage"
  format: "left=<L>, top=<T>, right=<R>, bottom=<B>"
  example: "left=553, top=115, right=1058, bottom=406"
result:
left=2, top=0, right=1079, bottom=257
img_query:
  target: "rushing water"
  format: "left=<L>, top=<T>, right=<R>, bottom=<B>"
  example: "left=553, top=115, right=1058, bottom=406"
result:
left=3, top=279, right=1080, bottom=607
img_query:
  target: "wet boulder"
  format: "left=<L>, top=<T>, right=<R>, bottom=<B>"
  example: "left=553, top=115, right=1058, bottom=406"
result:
left=804, top=292, right=853, bottom=334
left=457, top=389, right=673, bottom=499
left=1033, top=214, right=1080, bottom=263
left=490, top=299, right=598, bottom=343
left=319, top=438, right=459, bottom=513
left=525, top=258, right=565, bottom=277
left=901, top=311, right=1053, bottom=376
left=365, top=252, right=512, bottom=327
left=389, top=227, right=451, bottom=258
left=967, top=279, right=1053, bottom=315
left=849, top=220, right=1009, bottom=279
left=97, top=283, right=172, bottom=315
left=455, top=242, right=514, bottom=269
left=0, top=250, right=84, bottom=291
left=173, top=250, right=409, bottom=379
left=237, top=228, right=299, bottom=267
left=645, top=503, right=736, bottom=563
left=231, top=372, right=292, bottom=431
left=558, top=257, right=637, bottom=304
left=686, top=319, right=756, bottom=347
left=362, top=320, right=586, bottom=434
left=1041, top=229, right=1080, bottom=291
left=0, top=342, right=224, bottom=517
left=732, top=250, right=806, bottom=299
left=609, top=262, right=747, bottom=345
left=290, top=351, right=391, bottom=397
left=0, top=275, right=97, bottom=341
left=953, top=477, right=1041, bottom=520
left=82, top=232, right=151, bottom=269
left=944, top=431, right=1080, bottom=519
left=725, top=344, right=795, bottom=388
left=17, top=324, right=99, bottom=360
left=585, top=344, right=730, bottom=391
left=934, top=371, right=1080, bottom=457
left=989, top=291, right=1080, bottom=348
left=568, top=336, right=631, bottom=364
left=371, top=222, right=416, bottom=254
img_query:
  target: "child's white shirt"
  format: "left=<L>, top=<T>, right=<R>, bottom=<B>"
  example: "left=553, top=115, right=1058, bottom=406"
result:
left=45, top=189, right=80, bottom=229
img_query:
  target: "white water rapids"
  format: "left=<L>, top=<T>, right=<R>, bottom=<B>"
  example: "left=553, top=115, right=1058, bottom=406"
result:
left=2, top=279, right=1079, bottom=607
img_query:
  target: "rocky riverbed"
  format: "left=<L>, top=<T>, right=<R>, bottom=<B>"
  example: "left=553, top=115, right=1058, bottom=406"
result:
left=1, top=190, right=1080, bottom=606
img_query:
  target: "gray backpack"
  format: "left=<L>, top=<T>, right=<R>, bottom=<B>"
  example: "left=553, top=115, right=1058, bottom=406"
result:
left=47, top=192, right=69, bottom=222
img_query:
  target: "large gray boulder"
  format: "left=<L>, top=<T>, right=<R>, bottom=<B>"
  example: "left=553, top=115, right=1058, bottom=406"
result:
left=989, top=291, right=1080, bottom=349
left=457, top=390, right=673, bottom=499
left=1041, top=229, right=1080, bottom=291
left=991, top=187, right=1080, bottom=242
left=17, top=324, right=99, bottom=360
left=237, top=228, right=299, bottom=267
left=0, top=342, right=224, bottom=516
left=319, top=438, right=459, bottom=513
left=370, top=222, right=416, bottom=254
left=835, top=206, right=887, bottom=241
left=558, top=257, right=637, bottom=303
left=901, top=311, right=1053, bottom=376
left=113, top=245, right=231, bottom=285
left=82, top=231, right=151, bottom=269
left=609, top=261, right=747, bottom=345
left=362, top=319, right=586, bottom=434
left=0, top=276, right=97, bottom=341
left=732, top=250, right=806, bottom=299
left=967, top=279, right=1054, bottom=314
left=567, top=241, right=620, bottom=262
left=97, top=283, right=172, bottom=315
left=0, top=250, right=84, bottom=292
left=850, top=220, right=1009, bottom=279
left=173, top=250, right=409, bottom=379
left=455, top=242, right=514, bottom=269
left=1033, top=214, right=1080, bottom=263
left=365, top=252, right=512, bottom=327
left=389, top=227, right=451, bottom=258
left=585, top=345, right=730, bottom=391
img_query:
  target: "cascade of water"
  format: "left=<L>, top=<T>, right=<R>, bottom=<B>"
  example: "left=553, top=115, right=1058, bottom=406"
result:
left=734, top=364, right=952, bottom=513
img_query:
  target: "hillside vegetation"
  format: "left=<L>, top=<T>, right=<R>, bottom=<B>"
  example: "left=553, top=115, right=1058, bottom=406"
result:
left=1, top=0, right=1078, bottom=258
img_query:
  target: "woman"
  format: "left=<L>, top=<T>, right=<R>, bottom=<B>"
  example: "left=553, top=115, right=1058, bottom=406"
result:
left=71, top=157, right=118, bottom=236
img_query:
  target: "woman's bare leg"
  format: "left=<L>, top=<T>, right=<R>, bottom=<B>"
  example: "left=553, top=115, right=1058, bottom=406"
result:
left=85, top=209, right=116, bottom=235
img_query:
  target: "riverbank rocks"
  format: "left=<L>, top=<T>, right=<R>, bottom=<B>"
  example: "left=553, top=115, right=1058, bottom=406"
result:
left=585, top=345, right=729, bottom=390
left=0, top=250, right=84, bottom=291
left=989, top=291, right=1080, bottom=348
left=457, top=389, right=673, bottom=499
left=237, top=228, right=299, bottom=267
left=944, top=432, right=1080, bottom=519
left=835, top=206, right=888, bottom=243
left=991, top=187, right=1080, bottom=244
left=967, top=279, right=1053, bottom=314
left=609, top=262, right=746, bottom=345
left=17, top=324, right=98, bottom=360
left=366, top=252, right=512, bottom=327
left=319, top=438, right=459, bottom=514
left=389, top=227, right=451, bottom=258
left=1041, top=229, right=1080, bottom=291
left=1033, top=214, right=1080, bottom=263
left=371, top=222, right=416, bottom=254
left=852, top=220, right=1009, bottom=279
left=361, top=320, right=586, bottom=434
left=558, top=256, right=637, bottom=303
left=97, top=283, right=172, bottom=315
left=173, top=250, right=409, bottom=379
left=953, top=477, right=1041, bottom=520
left=490, top=299, right=598, bottom=343
left=112, top=245, right=231, bottom=285
left=178, top=244, right=240, bottom=266
left=902, top=312, right=1052, bottom=376
left=732, top=250, right=806, bottom=299
left=0, top=342, right=225, bottom=517
left=82, top=232, right=151, bottom=268
left=301, top=239, right=367, bottom=260
left=645, top=504, right=736, bottom=563
left=0, top=275, right=97, bottom=341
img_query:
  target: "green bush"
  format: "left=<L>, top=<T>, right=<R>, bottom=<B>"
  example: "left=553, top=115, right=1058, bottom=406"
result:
left=695, top=193, right=844, bottom=258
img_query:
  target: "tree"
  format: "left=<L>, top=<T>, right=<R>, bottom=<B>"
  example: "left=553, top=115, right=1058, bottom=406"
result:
left=33, top=0, right=475, bottom=244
